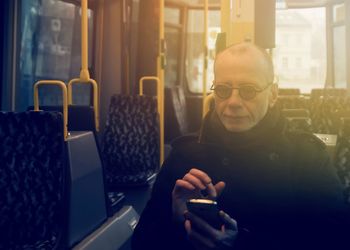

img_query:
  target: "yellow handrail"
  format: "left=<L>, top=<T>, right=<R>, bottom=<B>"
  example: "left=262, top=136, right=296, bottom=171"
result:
left=66, top=0, right=100, bottom=132
left=203, top=93, right=214, bottom=117
left=80, top=0, right=90, bottom=81
left=67, top=78, right=99, bottom=131
left=202, top=0, right=209, bottom=118
left=157, top=0, right=165, bottom=129
left=139, top=76, right=164, bottom=166
left=33, top=80, right=68, bottom=141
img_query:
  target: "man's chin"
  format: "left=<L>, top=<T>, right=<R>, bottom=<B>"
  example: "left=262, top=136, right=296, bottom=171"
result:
left=223, top=123, right=252, bottom=133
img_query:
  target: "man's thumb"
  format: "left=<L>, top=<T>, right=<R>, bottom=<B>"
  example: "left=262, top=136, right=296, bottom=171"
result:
left=214, top=181, right=226, bottom=197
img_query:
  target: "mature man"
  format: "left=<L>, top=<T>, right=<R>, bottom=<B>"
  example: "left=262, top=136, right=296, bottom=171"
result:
left=132, top=42, right=349, bottom=249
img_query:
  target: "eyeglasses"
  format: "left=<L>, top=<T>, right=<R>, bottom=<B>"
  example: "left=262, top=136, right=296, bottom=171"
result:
left=210, top=82, right=272, bottom=100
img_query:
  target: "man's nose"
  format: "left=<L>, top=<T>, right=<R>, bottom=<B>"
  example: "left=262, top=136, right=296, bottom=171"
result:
left=227, top=89, right=243, bottom=106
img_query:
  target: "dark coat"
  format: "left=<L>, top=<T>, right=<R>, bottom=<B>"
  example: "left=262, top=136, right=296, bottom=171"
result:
left=132, top=109, right=350, bottom=250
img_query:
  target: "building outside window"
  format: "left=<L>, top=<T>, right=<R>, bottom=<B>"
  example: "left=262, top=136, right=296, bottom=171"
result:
left=273, top=8, right=326, bottom=93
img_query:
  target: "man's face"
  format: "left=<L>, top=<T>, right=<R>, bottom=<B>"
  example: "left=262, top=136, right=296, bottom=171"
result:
left=214, top=50, right=277, bottom=132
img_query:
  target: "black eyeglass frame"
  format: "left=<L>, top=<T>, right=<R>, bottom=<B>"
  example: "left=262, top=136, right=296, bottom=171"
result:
left=210, top=82, right=273, bottom=100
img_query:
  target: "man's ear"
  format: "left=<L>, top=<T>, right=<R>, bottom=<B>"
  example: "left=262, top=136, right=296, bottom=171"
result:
left=268, top=83, right=278, bottom=108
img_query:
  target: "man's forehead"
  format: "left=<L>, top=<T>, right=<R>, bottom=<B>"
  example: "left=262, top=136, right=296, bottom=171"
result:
left=216, top=45, right=265, bottom=64
left=215, top=50, right=267, bottom=75
left=214, top=43, right=273, bottom=83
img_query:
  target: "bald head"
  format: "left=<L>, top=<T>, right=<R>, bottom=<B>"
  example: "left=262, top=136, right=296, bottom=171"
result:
left=214, top=42, right=274, bottom=84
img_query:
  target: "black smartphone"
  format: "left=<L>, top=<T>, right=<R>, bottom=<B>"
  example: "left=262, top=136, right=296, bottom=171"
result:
left=186, top=199, right=222, bottom=230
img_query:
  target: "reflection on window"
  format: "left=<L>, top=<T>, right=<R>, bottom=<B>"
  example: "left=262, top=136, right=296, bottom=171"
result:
left=186, top=10, right=220, bottom=93
left=273, top=8, right=326, bottom=93
left=17, top=0, right=94, bottom=111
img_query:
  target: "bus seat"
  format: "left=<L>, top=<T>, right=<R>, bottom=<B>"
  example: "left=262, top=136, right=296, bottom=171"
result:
left=282, top=108, right=310, bottom=118
left=278, top=88, right=300, bottom=96
left=285, top=117, right=313, bottom=133
left=310, top=96, right=350, bottom=134
left=310, top=88, right=347, bottom=100
left=282, top=108, right=312, bottom=133
left=0, top=111, right=67, bottom=249
left=101, top=94, right=160, bottom=187
left=277, top=96, right=309, bottom=110
left=27, top=105, right=96, bottom=131
left=334, top=117, right=350, bottom=204
left=164, top=86, right=189, bottom=142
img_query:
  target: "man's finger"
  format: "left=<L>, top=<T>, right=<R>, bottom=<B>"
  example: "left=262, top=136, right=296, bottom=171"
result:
left=214, top=181, right=226, bottom=197
left=219, top=210, right=238, bottom=231
left=189, top=168, right=217, bottom=198
left=183, top=173, right=206, bottom=190
left=189, top=168, right=212, bottom=184
left=173, top=179, right=196, bottom=193
left=186, top=211, right=221, bottom=240
left=185, top=220, right=216, bottom=248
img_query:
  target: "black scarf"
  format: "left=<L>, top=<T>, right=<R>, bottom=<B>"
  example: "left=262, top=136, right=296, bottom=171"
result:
left=199, top=106, right=286, bottom=150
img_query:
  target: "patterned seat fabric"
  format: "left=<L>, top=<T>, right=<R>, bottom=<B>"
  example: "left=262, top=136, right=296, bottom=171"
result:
left=0, top=111, right=66, bottom=249
left=311, top=97, right=350, bottom=134
left=285, top=117, right=313, bottom=133
left=334, top=118, right=350, bottom=204
left=101, top=95, right=160, bottom=187
left=278, top=88, right=300, bottom=96
left=277, top=96, right=310, bottom=110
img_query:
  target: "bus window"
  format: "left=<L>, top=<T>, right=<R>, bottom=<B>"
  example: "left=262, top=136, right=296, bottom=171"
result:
left=164, top=6, right=182, bottom=87
left=333, top=26, right=346, bottom=88
left=274, top=8, right=326, bottom=93
left=332, top=3, right=346, bottom=88
left=16, top=0, right=94, bottom=111
left=186, top=9, right=220, bottom=94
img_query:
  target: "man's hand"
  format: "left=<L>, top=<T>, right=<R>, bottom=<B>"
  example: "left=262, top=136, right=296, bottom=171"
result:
left=172, top=168, right=225, bottom=224
left=184, top=210, right=238, bottom=249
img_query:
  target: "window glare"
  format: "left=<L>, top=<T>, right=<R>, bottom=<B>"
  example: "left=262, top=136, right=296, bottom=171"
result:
left=273, top=8, right=326, bottom=93
left=186, top=10, right=220, bottom=93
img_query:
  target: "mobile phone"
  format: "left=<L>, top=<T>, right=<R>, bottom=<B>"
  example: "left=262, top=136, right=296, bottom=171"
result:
left=186, top=199, right=222, bottom=230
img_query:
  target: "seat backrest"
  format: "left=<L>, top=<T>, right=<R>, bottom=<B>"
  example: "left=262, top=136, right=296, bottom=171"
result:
left=282, top=108, right=310, bottom=118
left=310, top=97, right=350, bottom=134
left=277, top=96, right=309, bottom=110
left=278, top=88, right=300, bottom=96
left=101, top=95, right=160, bottom=187
left=27, top=105, right=95, bottom=131
left=333, top=118, right=350, bottom=204
left=311, top=88, right=347, bottom=100
left=285, top=117, right=313, bottom=133
left=0, top=111, right=67, bottom=249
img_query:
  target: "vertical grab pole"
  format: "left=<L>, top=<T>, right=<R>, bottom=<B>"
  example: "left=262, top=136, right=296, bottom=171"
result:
left=203, top=93, right=214, bottom=117
left=80, top=0, right=90, bottom=81
left=68, top=0, right=100, bottom=131
left=202, top=0, right=209, bottom=118
left=139, top=76, right=164, bottom=166
left=157, top=0, right=165, bottom=165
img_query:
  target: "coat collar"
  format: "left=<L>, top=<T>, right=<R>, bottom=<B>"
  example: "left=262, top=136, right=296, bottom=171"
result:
left=198, top=106, right=286, bottom=150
